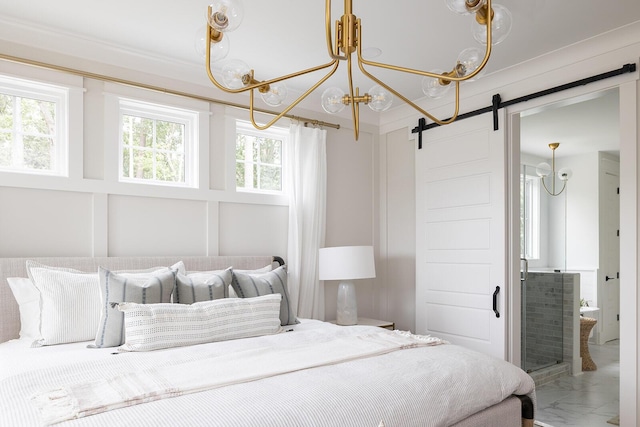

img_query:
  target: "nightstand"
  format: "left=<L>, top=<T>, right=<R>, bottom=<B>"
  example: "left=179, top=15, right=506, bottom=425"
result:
left=328, top=317, right=395, bottom=330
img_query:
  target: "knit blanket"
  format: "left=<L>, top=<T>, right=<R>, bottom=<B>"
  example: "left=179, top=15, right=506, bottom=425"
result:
left=31, top=330, right=445, bottom=425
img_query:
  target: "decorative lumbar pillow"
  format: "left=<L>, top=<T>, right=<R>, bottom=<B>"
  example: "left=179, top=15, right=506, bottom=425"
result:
left=174, top=268, right=232, bottom=304
left=231, top=266, right=298, bottom=326
left=92, top=267, right=177, bottom=348
left=116, top=294, right=283, bottom=352
left=26, top=261, right=102, bottom=347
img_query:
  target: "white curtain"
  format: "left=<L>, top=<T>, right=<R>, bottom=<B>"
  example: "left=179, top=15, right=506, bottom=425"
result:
left=286, top=123, right=327, bottom=320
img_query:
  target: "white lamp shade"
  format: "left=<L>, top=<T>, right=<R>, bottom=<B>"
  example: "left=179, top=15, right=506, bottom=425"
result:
left=319, top=246, right=376, bottom=281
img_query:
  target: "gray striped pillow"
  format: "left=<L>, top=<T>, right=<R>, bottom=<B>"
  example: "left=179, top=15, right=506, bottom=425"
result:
left=174, top=268, right=231, bottom=304
left=117, top=294, right=283, bottom=352
left=231, top=266, right=298, bottom=326
left=92, top=267, right=177, bottom=348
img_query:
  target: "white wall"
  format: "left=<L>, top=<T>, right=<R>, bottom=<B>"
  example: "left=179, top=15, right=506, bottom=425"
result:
left=0, top=53, right=379, bottom=322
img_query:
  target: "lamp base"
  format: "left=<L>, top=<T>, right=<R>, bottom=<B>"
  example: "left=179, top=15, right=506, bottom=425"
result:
left=336, top=281, right=357, bottom=325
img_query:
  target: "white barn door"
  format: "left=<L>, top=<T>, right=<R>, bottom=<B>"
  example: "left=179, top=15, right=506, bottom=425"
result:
left=416, top=112, right=507, bottom=360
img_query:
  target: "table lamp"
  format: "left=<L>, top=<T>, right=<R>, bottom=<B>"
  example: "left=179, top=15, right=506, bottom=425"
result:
left=319, top=246, right=376, bottom=325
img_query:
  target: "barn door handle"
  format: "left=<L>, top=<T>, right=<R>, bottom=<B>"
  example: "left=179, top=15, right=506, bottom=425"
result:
left=493, top=286, right=501, bottom=318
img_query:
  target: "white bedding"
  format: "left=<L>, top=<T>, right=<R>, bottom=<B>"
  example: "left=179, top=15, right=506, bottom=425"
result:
left=0, top=319, right=535, bottom=427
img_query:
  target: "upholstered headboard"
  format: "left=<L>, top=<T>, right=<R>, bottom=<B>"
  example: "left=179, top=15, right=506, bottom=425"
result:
left=0, top=255, right=283, bottom=343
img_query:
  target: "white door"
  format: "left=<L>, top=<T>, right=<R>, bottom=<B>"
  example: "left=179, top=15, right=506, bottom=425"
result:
left=416, top=112, right=507, bottom=360
left=599, top=162, right=620, bottom=343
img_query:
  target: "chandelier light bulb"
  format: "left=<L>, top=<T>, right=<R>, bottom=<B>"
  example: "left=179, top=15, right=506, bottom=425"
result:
left=422, top=70, right=452, bottom=99
left=195, top=25, right=230, bottom=61
left=207, top=0, right=244, bottom=33
left=445, top=0, right=487, bottom=15
left=535, top=162, right=551, bottom=178
left=321, top=87, right=347, bottom=114
left=367, top=85, right=393, bottom=112
left=260, top=82, right=288, bottom=107
left=456, top=47, right=485, bottom=81
left=473, top=3, right=512, bottom=45
left=558, top=168, right=573, bottom=182
left=221, top=59, right=251, bottom=89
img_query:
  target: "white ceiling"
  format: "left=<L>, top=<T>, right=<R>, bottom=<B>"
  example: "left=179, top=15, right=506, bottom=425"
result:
left=0, top=0, right=636, bottom=151
left=520, top=89, right=620, bottom=159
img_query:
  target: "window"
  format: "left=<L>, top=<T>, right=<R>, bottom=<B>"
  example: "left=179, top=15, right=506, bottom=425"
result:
left=119, top=98, right=198, bottom=187
left=0, top=75, right=68, bottom=176
left=235, top=121, right=286, bottom=193
left=521, top=173, right=541, bottom=259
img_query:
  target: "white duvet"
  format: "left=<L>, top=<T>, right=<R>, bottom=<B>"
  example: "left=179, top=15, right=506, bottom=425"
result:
left=0, top=320, right=535, bottom=427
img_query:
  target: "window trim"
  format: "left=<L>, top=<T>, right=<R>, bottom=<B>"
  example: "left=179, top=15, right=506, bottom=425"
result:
left=522, top=173, right=541, bottom=260
left=0, top=74, right=69, bottom=177
left=117, top=97, right=199, bottom=188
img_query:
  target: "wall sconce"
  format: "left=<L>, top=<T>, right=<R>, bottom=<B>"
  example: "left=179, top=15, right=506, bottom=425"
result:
left=536, top=142, right=572, bottom=196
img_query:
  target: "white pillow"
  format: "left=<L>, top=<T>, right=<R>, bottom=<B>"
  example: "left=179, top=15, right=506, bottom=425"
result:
left=26, top=262, right=102, bottom=347
left=117, top=294, right=283, bottom=352
left=24, top=261, right=185, bottom=347
left=7, top=277, right=40, bottom=339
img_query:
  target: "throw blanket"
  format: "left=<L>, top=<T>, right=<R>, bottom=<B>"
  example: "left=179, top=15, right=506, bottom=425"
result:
left=31, top=330, right=445, bottom=425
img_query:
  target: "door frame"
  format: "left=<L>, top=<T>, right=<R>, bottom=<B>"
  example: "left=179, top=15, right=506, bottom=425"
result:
left=505, top=77, right=637, bottom=425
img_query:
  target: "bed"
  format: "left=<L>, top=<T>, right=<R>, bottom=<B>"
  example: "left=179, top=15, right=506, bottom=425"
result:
left=0, top=255, right=535, bottom=427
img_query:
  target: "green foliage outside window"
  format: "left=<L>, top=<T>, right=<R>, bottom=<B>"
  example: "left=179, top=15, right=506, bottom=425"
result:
left=121, top=114, right=185, bottom=183
left=236, top=131, right=282, bottom=192
left=0, top=92, right=56, bottom=172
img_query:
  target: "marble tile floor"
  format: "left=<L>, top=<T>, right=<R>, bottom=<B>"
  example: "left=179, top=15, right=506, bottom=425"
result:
left=534, top=340, right=620, bottom=427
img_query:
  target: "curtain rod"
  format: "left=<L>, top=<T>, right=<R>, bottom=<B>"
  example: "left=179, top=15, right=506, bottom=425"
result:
left=412, top=62, right=637, bottom=148
left=0, top=53, right=341, bottom=130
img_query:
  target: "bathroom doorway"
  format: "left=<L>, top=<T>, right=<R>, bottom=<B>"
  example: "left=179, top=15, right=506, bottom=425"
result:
left=518, top=88, right=620, bottom=404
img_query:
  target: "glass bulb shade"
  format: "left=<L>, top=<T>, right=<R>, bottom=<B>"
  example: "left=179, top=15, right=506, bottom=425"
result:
left=445, top=0, right=487, bottom=15
left=195, top=26, right=230, bottom=61
left=367, top=85, right=393, bottom=112
left=321, top=87, right=347, bottom=114
left=207, top=0, right=244, bottom=32
left=473, top=3, right=512, bottom=45
left=422, top=70, right=452, bottom=99
left=558, top=168, right=572, bottom=181
left=260, top=82, right=288, bottom=107
left=456, top=47, right=486, bottom=81
left=535, top=162, right=552, bottom=178
left=221, top=59, right=250, bottom=89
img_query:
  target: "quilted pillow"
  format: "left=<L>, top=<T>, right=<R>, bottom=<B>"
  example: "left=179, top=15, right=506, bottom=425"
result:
left=174, top=268, right=232, bottom=304
left=231, top=266, right=298, bottom=326
left=117, top=294, right=283, bottom=352
left=92, top=267, right=177, bottom=348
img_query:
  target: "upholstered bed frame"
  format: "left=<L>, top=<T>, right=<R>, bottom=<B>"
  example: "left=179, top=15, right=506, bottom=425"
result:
left=0, top=255, right=533, bottom=427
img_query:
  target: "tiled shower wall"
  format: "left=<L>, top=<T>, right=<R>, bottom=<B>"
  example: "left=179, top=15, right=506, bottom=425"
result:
left=522, top=272, right=578, bottom=373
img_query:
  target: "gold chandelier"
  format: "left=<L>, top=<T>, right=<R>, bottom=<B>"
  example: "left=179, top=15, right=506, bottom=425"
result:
left=536, top=143, right=573, bottom=196
left=202, top=0, right=512, bottom=140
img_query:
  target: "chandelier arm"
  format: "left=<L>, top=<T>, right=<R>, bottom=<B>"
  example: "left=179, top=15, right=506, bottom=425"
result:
left=246, top=60, right=341, bottom=131
left=540, top=177, right=566, bottom=196
left=357, top=60, right=461, bottom=125
left=205, top=25, right=339, bottom=93
left=354, top=0, right=493, bottom=83
left=346, top=53, right=359, bottom=140
left=325, top=0, right=348, bottom=60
